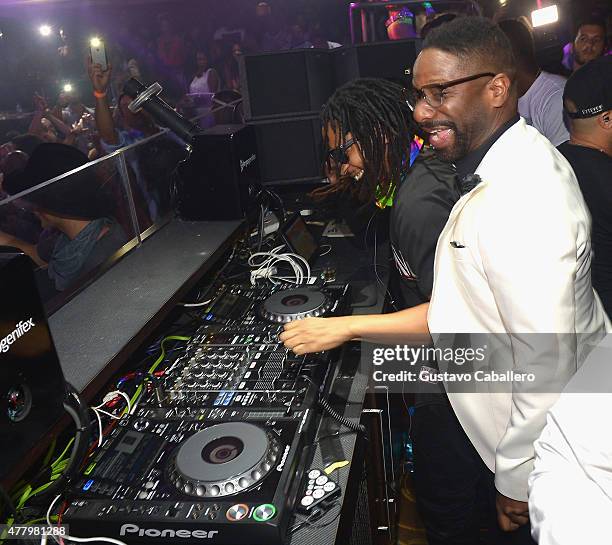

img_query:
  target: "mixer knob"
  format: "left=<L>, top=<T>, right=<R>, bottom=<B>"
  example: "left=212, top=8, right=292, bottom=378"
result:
left=133, top=419, right=149, bottom=432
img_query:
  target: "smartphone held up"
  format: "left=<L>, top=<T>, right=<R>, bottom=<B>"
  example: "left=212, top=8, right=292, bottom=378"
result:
left=89, top=36, right=107, bottom=70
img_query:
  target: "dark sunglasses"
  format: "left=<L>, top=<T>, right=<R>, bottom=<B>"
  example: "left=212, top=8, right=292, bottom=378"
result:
left=327, top=138, right=356, bottom=165
left=407, top=72, right=496, bottom=109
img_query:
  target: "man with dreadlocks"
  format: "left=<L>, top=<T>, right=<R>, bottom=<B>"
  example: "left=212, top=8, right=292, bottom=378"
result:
left=280, top=76, right=464, bottom=536
left=281, top=78, right=459, bottom=349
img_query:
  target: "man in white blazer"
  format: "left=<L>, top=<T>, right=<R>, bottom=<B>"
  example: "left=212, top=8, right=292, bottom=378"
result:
left=410, top=16, right=609, bottom=544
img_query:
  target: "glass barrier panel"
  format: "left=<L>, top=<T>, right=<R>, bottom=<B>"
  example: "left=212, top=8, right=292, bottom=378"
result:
left=116, top=131, right=187, bottom=235
left=0, top=153, right=138, bottom=309
left=0, top=88, right=244, bottom=308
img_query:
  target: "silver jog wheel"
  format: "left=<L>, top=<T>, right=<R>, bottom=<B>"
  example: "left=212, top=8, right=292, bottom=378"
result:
left=168, top=422, right=281, bottom=498
left=260, top=288, right=332, bottom=323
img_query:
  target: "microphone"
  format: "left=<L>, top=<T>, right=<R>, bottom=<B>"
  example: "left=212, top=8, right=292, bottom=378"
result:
left=123, top=78, right=198, bottom=144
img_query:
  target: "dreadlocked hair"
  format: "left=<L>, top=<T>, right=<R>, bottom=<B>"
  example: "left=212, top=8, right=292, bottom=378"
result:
left=312, top=77, right=418, bottom=203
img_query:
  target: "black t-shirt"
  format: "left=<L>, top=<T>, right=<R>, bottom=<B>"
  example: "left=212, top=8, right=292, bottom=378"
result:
left=558, top=142, right=612, bottom=317
left=389, top=147, right=460, bottom=309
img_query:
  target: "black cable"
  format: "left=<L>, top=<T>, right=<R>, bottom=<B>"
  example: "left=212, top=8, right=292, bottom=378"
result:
left=178, top=244, right=241, bottom=314
left=264, top=187, right=286, bottom=224
left=317, top=396, right=366, bottom=435
left=310, top=429, right=358, bottom=448
left=290, top=500, right=342, bottom=535
left=299, top=375, right=366, bottom=435
left=257, top=204, right=265, bottom=253
left=28, top=383, right=91, bottom=504
left=306, top=501, right=342, bottom=530
left=199, top=245, right=240, bottom=291
left=289, top=508, right=323, bottom=534
left=220, top=270, right=251, bottom=283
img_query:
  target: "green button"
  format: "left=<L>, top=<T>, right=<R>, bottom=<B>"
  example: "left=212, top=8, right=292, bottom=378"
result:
left=253, top=503, right=276, bottom=522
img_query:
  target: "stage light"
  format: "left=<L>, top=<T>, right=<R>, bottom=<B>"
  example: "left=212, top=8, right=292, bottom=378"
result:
left=63, top=83, right=73, bottom=93
left=531, top=5, right=559, bottom=28
left=90, top=36, right=102, bottom=48
left=39, top=24, right=53, bottom=37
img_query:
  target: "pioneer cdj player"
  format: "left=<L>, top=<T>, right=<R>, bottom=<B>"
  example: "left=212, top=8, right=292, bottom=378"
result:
left=63, top=282, right=350, bottom=545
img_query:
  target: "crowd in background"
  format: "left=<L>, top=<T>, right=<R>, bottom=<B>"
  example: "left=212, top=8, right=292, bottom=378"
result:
left=0, top=4, right=610, bottom=542
left=0, top=1, right=442, bottom=164
left=0, top=0, right=609, bottom=301
left=0, top=0, right=610, bottom=159
left=0, top=1, right=364, bottom=161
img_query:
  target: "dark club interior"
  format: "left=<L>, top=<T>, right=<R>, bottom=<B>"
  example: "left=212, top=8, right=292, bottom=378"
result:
left=0, top=1, right=611, bottom=544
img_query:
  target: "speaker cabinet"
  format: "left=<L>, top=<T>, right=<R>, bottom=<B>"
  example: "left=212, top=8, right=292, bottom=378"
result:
left=334, top=39, right=421, bottom=87
left=240, top=49, right=335, bottom=120
left=249, top=115, right=323, bottom=185
left=177, top=124, right=260, bottom=220
left=240, top=40, right=421, bottom=187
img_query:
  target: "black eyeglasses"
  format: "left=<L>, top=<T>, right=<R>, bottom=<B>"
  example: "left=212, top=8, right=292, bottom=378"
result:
left=327, top=138, right=356, bottom=165
left=407, top=72, right=496, bottom=109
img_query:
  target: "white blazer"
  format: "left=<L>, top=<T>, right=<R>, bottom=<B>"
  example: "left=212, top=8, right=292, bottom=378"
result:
left=427, top=118, right=610, bottom=501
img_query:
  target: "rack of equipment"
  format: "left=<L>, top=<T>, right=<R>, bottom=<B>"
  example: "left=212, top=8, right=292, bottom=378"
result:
left=62, top=282, right=350, bottom=545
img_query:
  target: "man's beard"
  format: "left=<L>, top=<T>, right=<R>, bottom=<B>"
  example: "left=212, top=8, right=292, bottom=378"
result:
left=419, top=120, right=470, bottom=163
left=435, top=129, right=470, bottom=163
